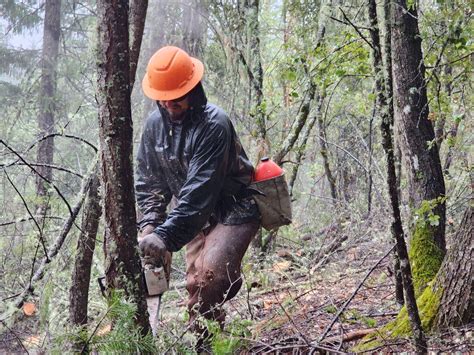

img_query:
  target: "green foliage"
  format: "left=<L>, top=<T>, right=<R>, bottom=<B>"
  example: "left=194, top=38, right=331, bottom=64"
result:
left=324, top=305, right=337, bottom=314
left=207, top=318, right=253, bottom=354
left=54, top=290, right=156, bottom=353
left=0, top=0, right=42, bottom=34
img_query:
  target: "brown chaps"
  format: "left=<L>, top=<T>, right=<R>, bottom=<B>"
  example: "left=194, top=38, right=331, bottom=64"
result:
left=140, top=220, right=259, bottom=338
left=185, top=221, right=259, bottom=327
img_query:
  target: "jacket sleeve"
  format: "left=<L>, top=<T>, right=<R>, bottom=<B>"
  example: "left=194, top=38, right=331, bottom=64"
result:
left=154, top=120, right=231, bottom=251
left=135, top=119, right=172, bottom=230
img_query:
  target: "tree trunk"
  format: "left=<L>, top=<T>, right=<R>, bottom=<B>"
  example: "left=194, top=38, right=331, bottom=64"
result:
left=288, top=92, right=325, bottom=196
left=97, top=0, right=149, bottom=333
left=182, top=0, right=205, bottom=57
left=129, top=0, right=148, bottom=90
left=369, top=0, right=426, bottom=350
left=69, top=164, right=101, bottom=350
left=318, top=105, right=337, bottom=203
left=36, top=0, right=61, bottom=214
left=391, top=0, right=446, bottom=295
left=382, top=0, right=403, bottom=307
left=434, top=205, right=473, bottom=328
left=244, top=0, right=267, bottom=157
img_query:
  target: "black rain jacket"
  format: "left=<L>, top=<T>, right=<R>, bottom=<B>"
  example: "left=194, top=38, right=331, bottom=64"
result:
left=135, top=103, right=259, bottom=252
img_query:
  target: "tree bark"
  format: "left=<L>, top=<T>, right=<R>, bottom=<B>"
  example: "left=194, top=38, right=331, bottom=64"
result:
left=36, top=0, right=61, bottom=214
left=129, top=0, right=148, bottom=90
left=391, top=0, right=446, bottom=294
left=369, top=0, right=426, bottom=350
left=382, top=0, right=403, bottom=307
left=69, top=163, right=100, bottom=338
left=182, top=0, right=205, bottom=57
left=288, top=92, right=325, bottom=196
left=244, top=0, right=267, bottom=157
left=435, top=205, right=473, bottom=328
left=97, top=0, right=149, bottom=333
left=318, top=104, right=338, bottom=203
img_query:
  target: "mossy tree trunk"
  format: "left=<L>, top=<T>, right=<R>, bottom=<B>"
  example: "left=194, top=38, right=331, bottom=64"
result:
left=97, top=0, right=149, bottom=333
left=244, top=0, right=267, bottom=157
left=391, top=0, right=446, bottom=295
left=369, top=0, right=426, bottom=350
left=361, top=205, right=473, bottom=348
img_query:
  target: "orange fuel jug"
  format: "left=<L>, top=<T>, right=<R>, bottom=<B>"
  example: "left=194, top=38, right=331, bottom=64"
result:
left=254, top=157, right=283, bottom=182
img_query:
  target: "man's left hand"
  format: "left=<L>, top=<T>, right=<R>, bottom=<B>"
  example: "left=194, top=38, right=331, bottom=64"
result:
left=139, top=233, right=167, bottom=266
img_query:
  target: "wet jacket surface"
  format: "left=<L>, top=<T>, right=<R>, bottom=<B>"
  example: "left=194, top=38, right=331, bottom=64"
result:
left=135, top=103, right=259, bottom=252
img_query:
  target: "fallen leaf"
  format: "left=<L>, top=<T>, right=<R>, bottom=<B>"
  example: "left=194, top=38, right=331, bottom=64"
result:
left=24, top=335, right=41, bottom=347
left=263, top=299, right=277, bottom=309
left=273, top=260, right=291, bottom=272
left=23, top=302, right=36, bottom=316
left=97, top=323, right=112, bottom=336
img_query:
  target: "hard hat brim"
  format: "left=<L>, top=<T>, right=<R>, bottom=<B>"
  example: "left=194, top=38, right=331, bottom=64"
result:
left=142, top=57, right=204, bottom=101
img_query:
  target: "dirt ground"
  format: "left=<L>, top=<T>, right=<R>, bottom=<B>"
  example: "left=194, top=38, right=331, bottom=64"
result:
left=231, top=243, right=474, bottom=353
left=1, top=234, right=473, bottom=353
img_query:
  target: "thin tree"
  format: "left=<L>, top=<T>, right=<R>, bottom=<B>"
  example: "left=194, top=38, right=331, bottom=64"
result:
left=96, top=0, right=149, bottom=333
left=36, top=0, right=61, bottom=216
left=69, top=164, right=100, bottom=350
left=368, top=0, right=426, bottom=351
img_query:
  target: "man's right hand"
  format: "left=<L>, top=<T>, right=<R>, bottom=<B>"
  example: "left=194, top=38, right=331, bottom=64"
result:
left=139, top=232, right=167, bottom=266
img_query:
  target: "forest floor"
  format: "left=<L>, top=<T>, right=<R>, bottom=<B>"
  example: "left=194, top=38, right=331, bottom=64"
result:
left=1, top=225, right=473, bottom=354
left=156, top=229, right=474, bottom=354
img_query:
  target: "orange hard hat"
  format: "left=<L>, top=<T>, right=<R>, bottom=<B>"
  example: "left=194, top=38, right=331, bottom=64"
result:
left=142, top=46, right=204, bottom=101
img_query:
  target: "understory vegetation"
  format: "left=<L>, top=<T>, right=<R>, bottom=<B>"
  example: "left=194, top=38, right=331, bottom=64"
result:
left=1, top=0, right=472, bottom=353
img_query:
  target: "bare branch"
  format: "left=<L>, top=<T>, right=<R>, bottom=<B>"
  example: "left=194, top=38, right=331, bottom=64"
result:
left=14, top=159, right=97, bottom=308
left=1, top=139, right=74, bottom=216
left=4, top=170, right=49, bottom=262
left=318, top=245, right=395, bottom=342
left=339, top=7, right=374, bottom=51
left=0, top=216, right=64, bottom=227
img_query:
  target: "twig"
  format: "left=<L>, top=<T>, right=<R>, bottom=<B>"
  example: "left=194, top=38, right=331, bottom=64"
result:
left=81, top=304, right=112, bottom=353
left=323, top=328, right=377, bottom=344
left=272, top=290, right=311, bottom=346
left=329, top=15, right=371, bottom=30
left=358, top=340, right=406, bottom=353
left=15, top=162, right=83, bottom=178
left=14, top=160, right=97, bottom=308
left=425, top=51, right=474, bottom=69
left=317, top=245, right=395, bottom=342
left=1, top=139, right=74, bottom=216
left=4, top=170, right=49, bottom=262
left=0, top=215, right=64, bottom=227
left=339, top=7, right=374, bottom=51
left=0, top=319, right=30, bottom=354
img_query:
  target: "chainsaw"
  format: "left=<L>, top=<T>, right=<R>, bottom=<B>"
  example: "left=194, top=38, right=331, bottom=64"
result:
left=143, top=263, right=169, bottom=336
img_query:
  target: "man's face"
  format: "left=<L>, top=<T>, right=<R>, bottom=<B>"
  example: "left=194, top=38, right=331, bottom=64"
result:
left=159, top=94, right=190, bottom=120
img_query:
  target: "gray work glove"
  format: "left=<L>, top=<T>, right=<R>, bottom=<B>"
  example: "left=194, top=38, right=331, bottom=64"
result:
left=139, top=232, right=167, bottom=266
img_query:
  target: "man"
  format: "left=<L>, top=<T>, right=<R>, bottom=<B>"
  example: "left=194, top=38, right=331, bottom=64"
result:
left=135, top=46, right=260, bottom=344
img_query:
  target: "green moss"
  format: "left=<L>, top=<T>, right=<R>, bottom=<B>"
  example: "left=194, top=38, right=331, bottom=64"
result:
left=409, top=198, right=445, bottom=296
left=353, top=285, right=442, bottom=352
left=409, top=222, right=444, bottom=296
